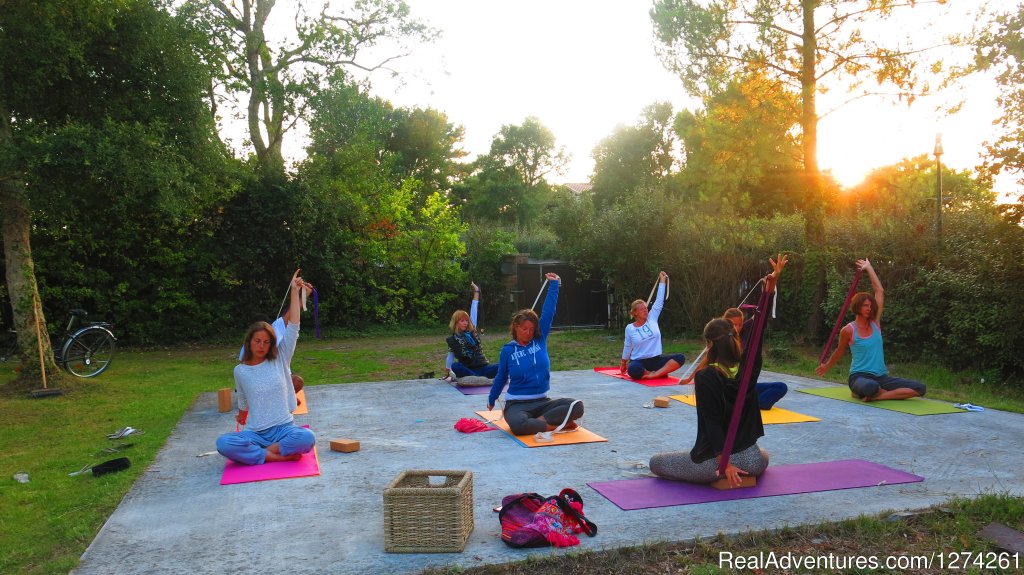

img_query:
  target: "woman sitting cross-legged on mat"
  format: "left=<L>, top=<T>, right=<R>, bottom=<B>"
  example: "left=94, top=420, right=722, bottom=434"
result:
left=443, top=281, right=499, bottom=382
left=216, top=269, right=316, bottom=465
left=816, top=258, right=926, bottom=401
left=679, top=254, right=790, bottom=410
left=620, top=271, right=686, bottom=380
left=488, top=273, right=584, bottom=436
left=650, top=318, right=768, bottom=486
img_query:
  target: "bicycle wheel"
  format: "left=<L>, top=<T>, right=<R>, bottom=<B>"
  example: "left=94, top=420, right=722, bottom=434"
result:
left=61, top=327, right=116, bottom=377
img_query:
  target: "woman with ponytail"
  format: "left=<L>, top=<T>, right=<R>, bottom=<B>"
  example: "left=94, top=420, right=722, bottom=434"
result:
left=649, top=318, right=768, bottom=486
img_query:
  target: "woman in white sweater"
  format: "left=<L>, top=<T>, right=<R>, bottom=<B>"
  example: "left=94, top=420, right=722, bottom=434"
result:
left=216, top=269, right=315, bottom=465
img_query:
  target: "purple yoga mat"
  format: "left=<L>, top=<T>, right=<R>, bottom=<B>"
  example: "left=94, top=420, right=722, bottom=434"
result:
left=588, top=459, right=923, bottom=510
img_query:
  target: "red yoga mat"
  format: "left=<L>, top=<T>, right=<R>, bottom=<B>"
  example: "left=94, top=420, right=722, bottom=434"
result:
left=593, top=367, right=680, bottom=387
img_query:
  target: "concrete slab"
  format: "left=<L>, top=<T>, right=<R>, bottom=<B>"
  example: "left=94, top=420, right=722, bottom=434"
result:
left=73, top=370, right=1024, bottom=574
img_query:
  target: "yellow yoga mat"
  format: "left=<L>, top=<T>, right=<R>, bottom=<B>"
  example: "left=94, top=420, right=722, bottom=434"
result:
left=474, top=410, right=608, bottom=447
left=668, top=395, right=820, bottom=424
left=292, top=389, right=308, bottom=415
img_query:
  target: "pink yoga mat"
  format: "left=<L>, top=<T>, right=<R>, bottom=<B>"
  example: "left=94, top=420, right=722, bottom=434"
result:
left=588, top=459, right=923, bottom=510
left=221, top=447, right=319, bottom=485
left=220, top=425, right=321, bottom=486
left=593, top=366, right=680, bottom=387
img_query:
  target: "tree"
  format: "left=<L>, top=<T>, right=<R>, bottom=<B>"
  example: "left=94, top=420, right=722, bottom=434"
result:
left=294, top=73, right=467, bottom=325
left=389, top=106, right=469, bottom=199
left=179, top=0, right=436, bottom=173
left=0, top=0, right=225, bottom=378
left=459, top=117, right=567, bottom=225
left=590, top=102, right=678, bottom=208
left=974, top=7, right=1024, bottom=191
left=650, top=0, right=974, bottom=338
left=675, top=73, right=803, bottom=215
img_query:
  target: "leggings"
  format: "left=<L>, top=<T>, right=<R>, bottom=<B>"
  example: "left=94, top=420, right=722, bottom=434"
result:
left=848, top=372, right=927, bottom=398
left=503, top=397, right=584, bottom=435
left=649, top=443, right=768, bottom=484
left=627, top=353, right=687, bottom=380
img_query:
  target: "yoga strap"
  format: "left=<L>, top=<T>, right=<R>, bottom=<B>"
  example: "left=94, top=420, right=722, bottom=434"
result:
left=275, top=282, right=291, bottom=320
left=645, top=276, right=669, bottom=308
left=819, top=269, right=863, bottom=364
left=718, top=280, right=772, bottom=477
left=531, top=278, right=549, bottom=310
left=312, top=288, right=320, bottom=339
left=678, top=346, right=708, bottom=381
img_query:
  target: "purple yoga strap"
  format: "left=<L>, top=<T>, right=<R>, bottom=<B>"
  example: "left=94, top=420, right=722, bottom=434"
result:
left=312, top=288, right=320, bottom=339
left=819, top=268, right=863, bottom=364
left=718, top=281, right=772, bottom=477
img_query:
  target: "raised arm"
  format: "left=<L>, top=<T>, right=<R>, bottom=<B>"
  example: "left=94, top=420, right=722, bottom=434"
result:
left=858, top=259, right=884, bottom=324
left=288, top=269, right=303, bottom=327
left=469, top=282, right=480, bottom=325
left=764, top=254, right=789, bottom=294
left=649, top=271, right=668, bottom=321
left=538, top=273, right=560, bottom=340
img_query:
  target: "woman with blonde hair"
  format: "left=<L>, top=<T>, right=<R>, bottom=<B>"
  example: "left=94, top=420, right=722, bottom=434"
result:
left=443, top=281, right=499, bottom=382
left=620, top=271, right=686, bottom=380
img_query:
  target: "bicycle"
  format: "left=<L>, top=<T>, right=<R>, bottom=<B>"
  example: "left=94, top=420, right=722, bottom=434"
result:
left=0, top=309, right=117, bottom=377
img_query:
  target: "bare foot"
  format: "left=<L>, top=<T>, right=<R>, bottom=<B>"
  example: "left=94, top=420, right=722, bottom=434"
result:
left=265, top=451, right=302, bottom=462
left=265, top=442, right=302, bottom=462
left=560, top=421, right=580, bottom=432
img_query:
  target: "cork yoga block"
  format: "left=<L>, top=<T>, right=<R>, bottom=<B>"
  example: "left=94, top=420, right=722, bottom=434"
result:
left=653, top=396, right=671, bottom=408
left=330, top=439, right=360, bottom=453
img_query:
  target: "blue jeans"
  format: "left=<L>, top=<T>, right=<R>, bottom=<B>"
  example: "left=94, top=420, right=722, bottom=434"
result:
left=216, top=422, right=315, bottom=465
left=451, top=362, right=499, bottom=378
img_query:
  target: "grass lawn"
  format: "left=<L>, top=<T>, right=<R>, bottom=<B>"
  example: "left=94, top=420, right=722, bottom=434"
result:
left=1, top=327, right=1021, bottom=574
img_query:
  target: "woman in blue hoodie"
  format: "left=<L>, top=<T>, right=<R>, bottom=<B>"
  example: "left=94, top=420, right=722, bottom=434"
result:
left=488, top=273, right=584, bottom=435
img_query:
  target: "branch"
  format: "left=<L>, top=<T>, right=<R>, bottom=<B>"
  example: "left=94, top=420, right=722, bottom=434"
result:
left=726, top=18, right=801, bottom=40
left=209, top=0, right=245, bottom=31
left=814, top=0, right=949, bottom=36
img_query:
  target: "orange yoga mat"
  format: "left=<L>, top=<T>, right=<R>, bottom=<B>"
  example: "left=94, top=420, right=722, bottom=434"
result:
left=474, top=410, right=607, bottom=447
left=668, top=395, right=820, bottom=424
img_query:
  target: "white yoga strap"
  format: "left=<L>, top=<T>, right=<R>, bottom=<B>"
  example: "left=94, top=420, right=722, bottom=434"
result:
left=534, top=399, right=581, bottom=443
left=531, top=278, right=549, bottom=310
left=645, top=275, right=669, bottom=308
left=678, top=346, right=708, bottom=381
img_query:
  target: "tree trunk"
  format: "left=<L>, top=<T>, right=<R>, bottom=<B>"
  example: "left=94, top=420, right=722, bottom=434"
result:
left=0, top=103, right=61, bottom=383
left=801, top=0, right=827, bottom=341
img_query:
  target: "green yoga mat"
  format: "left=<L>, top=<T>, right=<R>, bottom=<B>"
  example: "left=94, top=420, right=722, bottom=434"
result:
left=798, top=385, right=963, bottom=415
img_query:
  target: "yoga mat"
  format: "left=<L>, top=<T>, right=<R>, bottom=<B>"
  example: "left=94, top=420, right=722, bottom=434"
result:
left=588, top=459, right=924, bottom=510
left=292, top=388, right=308, bottom=414
left=221, top=446, right=320, bottom=485
left=593, top=366, right=680, bottom=387
left=474, top=410, right=607, bottom=447
left=798, top=386, right=963, bottom=415
left=669, top=395, right=820, bottom=424
left=447, top=380, right=490, bottom=395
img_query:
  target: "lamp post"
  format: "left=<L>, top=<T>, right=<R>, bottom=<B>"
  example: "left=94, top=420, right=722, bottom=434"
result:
left=933, top=133, right=943, bottom=247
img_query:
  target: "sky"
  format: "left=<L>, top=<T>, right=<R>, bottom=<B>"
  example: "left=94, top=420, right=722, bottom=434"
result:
left=278, top=0, right=1020, bottom=200
left=358, top=0, right=1015, bottom=199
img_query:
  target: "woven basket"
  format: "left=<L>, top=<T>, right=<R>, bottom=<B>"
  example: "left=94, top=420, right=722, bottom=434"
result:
left=383, top=469, right=474, bottom=553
